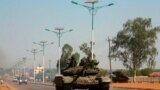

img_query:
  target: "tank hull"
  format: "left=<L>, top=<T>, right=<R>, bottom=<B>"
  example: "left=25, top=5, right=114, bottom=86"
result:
left=54, top=76, right=110, bottom=90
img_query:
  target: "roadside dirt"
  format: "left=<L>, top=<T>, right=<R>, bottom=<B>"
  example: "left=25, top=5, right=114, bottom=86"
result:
left=112, top=82, right=160, bottom=90
left=0, top=84, right=10, bottom=90
left=0, top=83, right=17, bottom=90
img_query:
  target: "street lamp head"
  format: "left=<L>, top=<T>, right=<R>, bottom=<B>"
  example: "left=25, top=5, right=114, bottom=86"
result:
left=69, top=29, right=74, bottom=32
left=50, top=42, right=54, bottom=44
left=26, top=49, right=29, bottom=52
left=33, top=42, right=36, bottom=44
left=31, top=49, right=38, bottom=53
left=108, top=3, right=114, bottom=6
left=55, top=27, right=64, bottom=31
left=40, top=40, right=47, bottom=43
left=32, top=48, right=37, bottom=51
left=71, top=1, right=78, bottom=5
left=85, top=0, right=98, bottom=3
left=45, top=29, right=50, bottom=31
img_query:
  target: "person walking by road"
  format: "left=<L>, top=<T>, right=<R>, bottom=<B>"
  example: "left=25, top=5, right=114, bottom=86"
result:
left=0, top=79, right=3, bottom=85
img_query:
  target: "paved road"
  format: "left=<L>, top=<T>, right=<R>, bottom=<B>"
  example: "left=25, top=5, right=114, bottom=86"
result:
left=111, top=88, right=138, bottom=90
left=10, top=82, right=55, bottom=90
left=9, top=81, right=137, bottom=90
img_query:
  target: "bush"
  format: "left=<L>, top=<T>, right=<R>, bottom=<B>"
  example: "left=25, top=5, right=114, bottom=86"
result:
left=140, top=68, right=152, bottom=76
left=112, top=71, right=129, bottom=83
left=97, top=68, right=108, bottom=76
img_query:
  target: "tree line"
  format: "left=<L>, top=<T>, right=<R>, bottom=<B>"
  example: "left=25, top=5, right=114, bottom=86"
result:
left=58, top=17, right=160, bottom=82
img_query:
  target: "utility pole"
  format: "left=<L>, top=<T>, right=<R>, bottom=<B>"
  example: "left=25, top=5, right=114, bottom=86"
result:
left=107, top=37, right=112, bottom=79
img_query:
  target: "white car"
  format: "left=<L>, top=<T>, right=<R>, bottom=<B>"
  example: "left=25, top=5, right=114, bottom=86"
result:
left=18, top=77, right=27, bottom=85
left=12, top=78, right=18, bottom=82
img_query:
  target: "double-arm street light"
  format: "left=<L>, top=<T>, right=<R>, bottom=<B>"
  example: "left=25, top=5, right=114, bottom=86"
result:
left=17, top=57, right=27, bottom=77
left=26, top=49, right=41, bottom=82
left=71, top=0, right=114, bottom=60
left=33, top=41, right=54, bottom=83
left=45, top=27, right=73, bottom=75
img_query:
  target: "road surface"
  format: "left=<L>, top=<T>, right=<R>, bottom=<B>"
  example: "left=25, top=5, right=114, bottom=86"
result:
left=9, top=82, right=55, bottom=90
left=6, top=81, right=138, bottom=90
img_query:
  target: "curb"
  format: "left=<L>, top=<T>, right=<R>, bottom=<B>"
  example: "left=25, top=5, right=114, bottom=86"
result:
left=112, top=83, right=160, bottom=90
left=113, top=87, right=160, bottom=90
left=30, top=82, right=53, bottom=86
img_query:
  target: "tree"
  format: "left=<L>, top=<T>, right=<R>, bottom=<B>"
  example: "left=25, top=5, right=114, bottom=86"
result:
left=111, top=17, right=160, bottom=82
left=79, top=43, right=99, bottom=68
left=57, top=44, right=80, bottom=72
left=59, top=44, right=73, bottom=71
left=79, top=43, right=92, bottom=59
left=97, top=68, right=108, bottom=76
left=67, top=52, right=80, bottom=68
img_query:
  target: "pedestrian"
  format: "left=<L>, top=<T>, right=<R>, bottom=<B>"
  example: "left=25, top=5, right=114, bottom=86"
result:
left=0, top=79, right=3, bottom=85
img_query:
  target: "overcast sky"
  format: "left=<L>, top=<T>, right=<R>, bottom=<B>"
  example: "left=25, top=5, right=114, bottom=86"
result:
left=0, top=0, right=160, bottom=70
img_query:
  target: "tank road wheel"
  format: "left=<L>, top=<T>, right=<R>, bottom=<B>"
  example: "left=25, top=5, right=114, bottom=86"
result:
left=54, top=76, right=73, bottom=90
left=54, top=76, right=64, bottom=90
left=101, top=82, right=110, bottom=90
left=97, top=77, right=110, bottom=90
left=63, top=84, right=73, bottom=90
left=55, top=85, right=62, bottom=90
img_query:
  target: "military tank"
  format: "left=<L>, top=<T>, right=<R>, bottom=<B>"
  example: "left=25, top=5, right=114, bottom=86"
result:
left=54, top=66, right=111, bottom=90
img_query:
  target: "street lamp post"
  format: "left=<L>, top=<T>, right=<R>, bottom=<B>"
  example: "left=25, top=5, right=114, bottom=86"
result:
left=48, top=59, right=52, bottom=81
left=15, top=62, right=20, bottom=77
left=71, top=0, right=114, bottom=60
left=33, top=41, right=54, bottom=83
left=45, top=28, right=73, bottom=75
left=15, top=61, right=20, bottom=77
left=22, top=57, right=27, bottom=77
left=26, top=49, right=41, bottom=82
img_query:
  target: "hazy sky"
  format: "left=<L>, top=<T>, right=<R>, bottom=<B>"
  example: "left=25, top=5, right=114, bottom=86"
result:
left=0, top=0, right=160, bottom=70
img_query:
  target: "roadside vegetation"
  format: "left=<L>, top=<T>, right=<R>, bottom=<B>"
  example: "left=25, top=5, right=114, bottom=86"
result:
left=110, top=17, right=160, bottom=82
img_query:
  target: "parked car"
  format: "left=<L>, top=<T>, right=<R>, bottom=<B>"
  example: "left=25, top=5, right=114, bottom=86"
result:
left=12, top=78, right=18, bottom=82
left=18, top=77, right=27, bottom=85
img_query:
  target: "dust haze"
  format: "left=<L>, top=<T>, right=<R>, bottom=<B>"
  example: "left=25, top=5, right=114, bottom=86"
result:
left=0, top=50, right=7, bottom=68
